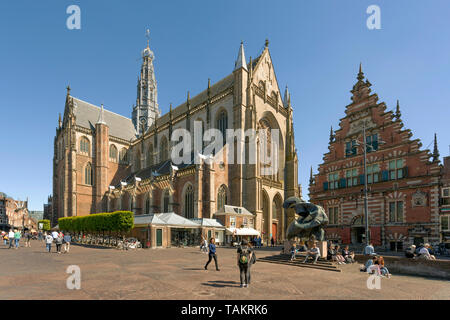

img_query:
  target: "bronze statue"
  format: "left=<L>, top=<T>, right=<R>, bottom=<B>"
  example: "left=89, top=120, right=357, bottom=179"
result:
left=283, top=197, right=328, bottom=241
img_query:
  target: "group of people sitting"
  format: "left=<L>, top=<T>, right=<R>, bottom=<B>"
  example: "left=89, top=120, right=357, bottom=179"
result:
left=327, top=244, right=355, bottom=264
left=360, top=255, right=391, bottom=278
left=405, top=243, right=437, bottom=260
left=288, top=241, right=357, bottom=265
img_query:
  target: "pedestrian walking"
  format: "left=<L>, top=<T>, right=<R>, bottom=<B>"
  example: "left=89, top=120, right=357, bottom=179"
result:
left=63, top=233, right=71, bottom=253
left=8, top=230, right=14, bottom=248
left=14, top=229, right=21, bottom=249
left=45, top=232, right=53, bottom=252
left=237, top=239, right=256, bottom=287
left=204, top=238, right=220, bottom=271
left=271, top=237, right=275, bottom=247
left=2, top=232, right=8, bottom=245
left=55, top=233, right=63, bottom=254
left=25, top=231, right=32, bottom=247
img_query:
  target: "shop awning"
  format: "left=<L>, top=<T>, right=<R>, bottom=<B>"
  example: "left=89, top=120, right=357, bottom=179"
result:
left=134, top=212, right=199, bottom=228
left=226, top=227, right=260, bottom=236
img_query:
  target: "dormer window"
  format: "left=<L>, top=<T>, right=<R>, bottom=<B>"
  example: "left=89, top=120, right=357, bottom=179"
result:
left=345, top=140, right=357, bottom=157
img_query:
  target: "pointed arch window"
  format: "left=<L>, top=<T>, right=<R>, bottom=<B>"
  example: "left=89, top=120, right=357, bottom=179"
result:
left=135, top=149, right=141, bottom=171
left=217, top=185, right=228, bottom=211
left=79, top=137, right=90, bottom=155
left=163, top=189, right=170, bottom=213
left=184, top=185, right=194, bottom=219
left=109, top=145, right=118, bottom=162
left=119, top=148, right=128, bottom=164
left=147, top=144, right=154, bottom=167
left=160, top=137, right=168, bottom=162
left=216, top=110, right=228, bottom=145
left=84, top=162, right=93, bottom=185
left=145, top=194, right=151, bottom=214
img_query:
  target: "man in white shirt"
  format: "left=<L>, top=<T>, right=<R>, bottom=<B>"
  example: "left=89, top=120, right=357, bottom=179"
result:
left=51, top=230, right=59, bottom=239
left=8, top=230, right=14, bottom=249
left=303, top=242, right=321, bottom=264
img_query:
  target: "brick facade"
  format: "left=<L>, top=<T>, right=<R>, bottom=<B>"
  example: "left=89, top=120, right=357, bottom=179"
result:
left=53, top=41, right=300, bottom=241
left=309, top=65, right=441, bottom=250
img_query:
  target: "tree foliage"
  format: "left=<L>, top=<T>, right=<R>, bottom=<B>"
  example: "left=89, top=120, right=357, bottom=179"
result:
left=38, top=219, right=51, bottom=231
left=58, top=211, right=134, bottom=233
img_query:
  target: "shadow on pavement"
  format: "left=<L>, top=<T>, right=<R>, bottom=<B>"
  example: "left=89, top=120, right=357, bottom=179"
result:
left=202, top=280, right=240, bottom=288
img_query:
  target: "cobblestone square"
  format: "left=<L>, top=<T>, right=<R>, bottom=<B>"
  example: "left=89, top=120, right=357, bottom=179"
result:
left=1, top=242, right=449, bottom=300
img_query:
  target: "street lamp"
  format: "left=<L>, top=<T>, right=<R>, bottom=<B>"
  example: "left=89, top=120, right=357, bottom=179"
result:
left=354, top=121, right=386, bottom=246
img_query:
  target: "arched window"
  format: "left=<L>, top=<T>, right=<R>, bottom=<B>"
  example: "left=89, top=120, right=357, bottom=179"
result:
left=216, top=110, right=228, bottom=144
left=160, top=136, right=168, bottom=162
left=147, top=144, right=154, bottom=167
left=79, top=137, right=90, bottom=155
left=217, top=185, right=228, bottom=211
left=135, top=149, right=141, bottom=171
left=109, top=145, right=117, bottom=162
left=119, top=148, right=128, bottom=164
left=84, top=163, right=93, bottom=185
left=163, top=189, right=170, bottom=213
left=184, top=185, right=194, bottom=219
left=145, top=195, right=151, bottom=214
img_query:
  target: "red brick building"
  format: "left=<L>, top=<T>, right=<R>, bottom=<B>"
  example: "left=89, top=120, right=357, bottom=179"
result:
left=53, top=39, right=300, bottom=242
left=440, top=156, right=450, bottom=243
left=309, top=65, right=441, bottom=251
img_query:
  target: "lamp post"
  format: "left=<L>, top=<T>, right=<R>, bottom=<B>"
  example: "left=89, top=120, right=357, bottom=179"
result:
left=354, top=121, right=385, bottom=246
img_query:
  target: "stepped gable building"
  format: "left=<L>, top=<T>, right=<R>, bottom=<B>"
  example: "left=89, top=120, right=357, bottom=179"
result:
left=309, top=65, right=441, bottom=250
left=53, top=38, right=300, bottom=243
left=440, top=156, right=450, bottom=243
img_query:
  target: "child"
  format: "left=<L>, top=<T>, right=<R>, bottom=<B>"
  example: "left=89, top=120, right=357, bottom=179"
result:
left=290, top=243, right=297, bottom=261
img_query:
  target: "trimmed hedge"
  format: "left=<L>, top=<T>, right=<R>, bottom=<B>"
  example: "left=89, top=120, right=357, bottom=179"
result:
left=38, top=219, right=51, bottom=231
left=58, top=211, right=134, bottom=233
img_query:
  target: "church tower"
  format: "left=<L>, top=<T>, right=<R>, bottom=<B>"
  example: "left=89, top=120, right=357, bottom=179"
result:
left=132, top=30, right=160, bottom=135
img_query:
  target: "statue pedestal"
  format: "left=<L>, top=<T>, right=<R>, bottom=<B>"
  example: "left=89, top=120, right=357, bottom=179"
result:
left=307, top=240, right=327, bottom=259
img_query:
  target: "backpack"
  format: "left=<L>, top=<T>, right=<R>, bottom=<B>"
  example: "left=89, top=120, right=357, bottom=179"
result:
left=239, top=246, right=251, bottom=265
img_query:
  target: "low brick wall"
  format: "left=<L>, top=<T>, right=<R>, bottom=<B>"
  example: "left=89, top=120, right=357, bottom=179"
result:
left=355, top=254, right=450, bottom=280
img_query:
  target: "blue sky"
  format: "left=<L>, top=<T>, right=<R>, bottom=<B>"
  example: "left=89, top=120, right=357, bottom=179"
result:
left=1, top=0, right=449, bottom=210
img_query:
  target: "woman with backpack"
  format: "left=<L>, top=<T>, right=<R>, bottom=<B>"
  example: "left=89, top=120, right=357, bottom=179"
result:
left=236, top=239, right=256, bottom=288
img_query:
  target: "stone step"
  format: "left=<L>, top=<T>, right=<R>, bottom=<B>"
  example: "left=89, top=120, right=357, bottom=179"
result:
left=268, top=254, right=334, bottom=265
left=261, top=255, right=335, bottom=266
left=257, top=257, right=341, bottom=272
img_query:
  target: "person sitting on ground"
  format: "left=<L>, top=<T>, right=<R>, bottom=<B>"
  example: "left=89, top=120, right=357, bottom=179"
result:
left=366, top=256, right=381, bottom=275
left=405, top=245, right=416, bottom=258
left=290, top=243, right=297, bottom=261
left=327, top=244, right=334, bottom=261
left=334, top=245, right=346, bottom=265
left=303, top=242, right=320, bottom=264
left=342, top=245, right=355, bottom=264
left=419, top=243, right=436, bottom=260
left=363, top=243, right=375, bottom=255
left=377, top=256, right=391, bottom=278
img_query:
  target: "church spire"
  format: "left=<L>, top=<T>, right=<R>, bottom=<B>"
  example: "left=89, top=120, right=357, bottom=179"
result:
left=432, top=133, right=440, bottom=162
left=234, top=41, right=247, bottom=71
left=132, top=29, right=160, bottom=134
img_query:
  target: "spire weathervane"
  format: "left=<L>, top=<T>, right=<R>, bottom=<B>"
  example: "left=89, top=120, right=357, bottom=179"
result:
left=146, top=29, right=150, bottom=47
